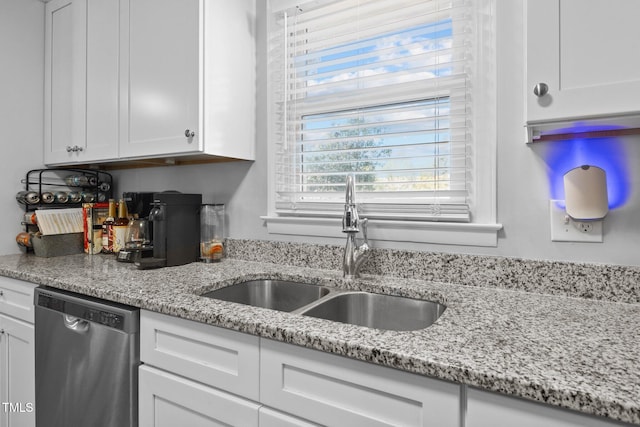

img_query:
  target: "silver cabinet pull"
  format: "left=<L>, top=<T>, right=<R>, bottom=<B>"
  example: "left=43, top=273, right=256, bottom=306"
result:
left=185, top=129, right=195, bottom=138
left=533, top=83, right=549, bottom=97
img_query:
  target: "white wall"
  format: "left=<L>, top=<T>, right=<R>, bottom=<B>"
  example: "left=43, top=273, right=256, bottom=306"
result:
left=113, top=0, right=640, bottom=267
left=0, top=0, right=45, bottom=255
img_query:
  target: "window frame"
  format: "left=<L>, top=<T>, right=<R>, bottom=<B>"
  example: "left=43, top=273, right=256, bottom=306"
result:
left=264, top=0, right=501, bottom=247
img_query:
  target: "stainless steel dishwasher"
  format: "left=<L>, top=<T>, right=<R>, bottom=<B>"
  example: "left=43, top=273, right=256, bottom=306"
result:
left=34, top=287, right=139, bottom=427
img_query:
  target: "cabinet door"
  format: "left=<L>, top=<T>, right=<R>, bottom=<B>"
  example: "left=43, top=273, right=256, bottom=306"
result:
left=120, top=0, right=201, bottom=159
left=526, top=0, right=640, bottom=124
left=81, top=0, right=120, bottom=162
left=0, top=315, right=35, bottom=427
left=466, top=387, right=630, bottom=427
left=260, top=339, right=461, bottom=427
left=139, top=365, right=259, bottom=427
left=0, top=278, right=37, bottom=324
left=140, top=310, right=260, bottom=401
left=44, top=0, right=83, bottom=165
left=44, top=0, right=119, bottom=165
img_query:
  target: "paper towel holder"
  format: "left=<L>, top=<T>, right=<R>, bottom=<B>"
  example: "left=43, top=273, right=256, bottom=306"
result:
left=563, top=165, right=608, bottom=221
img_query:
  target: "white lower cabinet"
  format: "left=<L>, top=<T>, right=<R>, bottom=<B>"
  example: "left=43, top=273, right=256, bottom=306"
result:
left=139, top=310, right=261, bottom=427
left=140, top=310, right=629, bottom=427
left=260, top=339, right=461, bottom=427
left=139, top=365, right=260, bottom=427
left=466, top=387, right=631, bottom=427
left=139, top=310, right=460, bottom=427
left=140, top=309, right=259, bottom=401
left=0, top=278, right=37, bottom=427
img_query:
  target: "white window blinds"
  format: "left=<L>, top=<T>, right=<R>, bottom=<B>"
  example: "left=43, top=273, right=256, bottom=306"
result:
left=270, top=0, right=473, bottom=222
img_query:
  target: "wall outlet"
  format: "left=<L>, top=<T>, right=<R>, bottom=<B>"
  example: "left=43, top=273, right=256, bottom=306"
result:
left=549, top=200, right=603, bottom=242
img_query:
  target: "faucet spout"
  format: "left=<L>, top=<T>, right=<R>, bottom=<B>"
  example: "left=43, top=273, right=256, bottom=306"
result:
left=343, top=219, right=371, bottom=279
left=343, top=174, right=359, bottom=233
left=342, top=174, right=370, bottom=279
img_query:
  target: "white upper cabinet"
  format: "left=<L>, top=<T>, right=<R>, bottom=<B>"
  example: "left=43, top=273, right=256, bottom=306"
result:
left=525, top=0, right=640, bottom=140
left=120, top=0, right=201, bottom=159
left=44, top=0, right=78, bottom=164
left=44, top=0, right=119, bottom=165
left=45, top=0, right=256, bottom=166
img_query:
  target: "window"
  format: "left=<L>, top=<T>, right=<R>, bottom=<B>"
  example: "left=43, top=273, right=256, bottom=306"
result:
left=266, top=0, right=500, bottom=246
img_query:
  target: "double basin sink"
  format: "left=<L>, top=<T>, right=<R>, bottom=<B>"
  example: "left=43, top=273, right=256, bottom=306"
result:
left=201, top=279, right=446, bottom=331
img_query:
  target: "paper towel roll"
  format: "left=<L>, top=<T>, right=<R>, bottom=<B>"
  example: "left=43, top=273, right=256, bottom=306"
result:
left=564, top=165, right=608, bottom=220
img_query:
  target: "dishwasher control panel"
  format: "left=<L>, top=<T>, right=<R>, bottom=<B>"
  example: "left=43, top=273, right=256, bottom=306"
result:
left=37, top=291, right=128, bottom=331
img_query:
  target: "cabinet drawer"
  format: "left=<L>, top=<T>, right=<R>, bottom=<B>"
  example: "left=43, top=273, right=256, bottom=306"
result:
left=139, top=365, right=260, bottom=427
left=259, top=407, right=321, bottom=427
left=261, top=339, right=461, bottom=427
left=466, top=387, right=629, bottom=427
left=140, top=310, right=260, bottom=400
left=0, top=277, right=37, bottom=323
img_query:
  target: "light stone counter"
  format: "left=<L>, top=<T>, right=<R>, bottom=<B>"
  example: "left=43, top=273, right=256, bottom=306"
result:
left=1, top=251, right=638, bottom=425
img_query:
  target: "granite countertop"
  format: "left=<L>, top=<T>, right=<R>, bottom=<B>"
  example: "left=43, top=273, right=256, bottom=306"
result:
left=1, top=253, right=638, bottom=425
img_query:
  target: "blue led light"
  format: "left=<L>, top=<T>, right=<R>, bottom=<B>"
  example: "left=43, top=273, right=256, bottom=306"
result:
left=545, top=133, right=630, bottom=210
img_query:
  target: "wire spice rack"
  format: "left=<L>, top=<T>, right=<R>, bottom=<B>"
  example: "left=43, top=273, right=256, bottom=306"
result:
left=17, top=168, right=114, bottom=253
left=18, top=168, right=113, bottom=210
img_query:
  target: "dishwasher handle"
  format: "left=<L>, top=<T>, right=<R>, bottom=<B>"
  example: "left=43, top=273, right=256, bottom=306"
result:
left=63, top=315, right=89, bottom=333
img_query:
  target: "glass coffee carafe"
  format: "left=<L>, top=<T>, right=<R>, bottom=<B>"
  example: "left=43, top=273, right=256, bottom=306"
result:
left=125, top=219, right=150, bottom=249
left=116, top=218, right=152, bottom=262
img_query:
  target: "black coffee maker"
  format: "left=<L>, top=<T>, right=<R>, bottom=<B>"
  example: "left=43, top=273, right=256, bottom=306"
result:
left=135, top=192, right=202, bottom=269
left=123, top=192, right=155, bottom=219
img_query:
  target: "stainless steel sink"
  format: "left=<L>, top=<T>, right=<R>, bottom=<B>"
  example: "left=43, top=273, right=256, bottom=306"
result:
left=201, top=279, right=331, bottom=312
left=300, top=292, right=446, bottom=331
left=202, top=279, right=445, bottom=331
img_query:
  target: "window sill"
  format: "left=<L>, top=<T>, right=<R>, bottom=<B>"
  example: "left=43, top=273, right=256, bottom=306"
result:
left=261, top=216, right=503, bottom=247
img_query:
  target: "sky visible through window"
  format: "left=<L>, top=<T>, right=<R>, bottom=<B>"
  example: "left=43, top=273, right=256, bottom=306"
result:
left=296, top=18, right=455, bottom=195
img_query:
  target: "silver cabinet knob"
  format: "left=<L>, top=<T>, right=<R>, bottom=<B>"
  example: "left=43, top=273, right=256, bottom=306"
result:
left=533, top=83, right=549, bottom=97
left=0, top=329, right=4, bottom=335
left=185, top=129, right=195, bottom=138
left=76, top=145, right=83, bottom=152
left=66, top=146, right=73, bottom=152
left=0, top=290, right=3, bottom=296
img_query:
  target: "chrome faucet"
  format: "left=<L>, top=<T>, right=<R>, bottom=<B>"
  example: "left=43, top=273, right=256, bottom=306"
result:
left=342, top=174, right=370, bottom=279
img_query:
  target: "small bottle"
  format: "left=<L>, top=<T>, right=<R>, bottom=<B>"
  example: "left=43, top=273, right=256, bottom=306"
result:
left=15, top=191, right=27, bottom=204
left=68, top=191, right=82, bottom=203
left=23, top=212, right=37, bottom=225
left=54, top=191, right=69, bottom=204
left=81, top=191, right=96, bottom=203
left=102, top=199, right=116, bottom=253
left=65, top=175, right=89, bottom=187
left=16, top=191, right=40, bottom=205
left=112, top=199, right=130, bottom=253
left=16, top=231, right=34, bottom=248
left=41, top=192, right=55, bottom=204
